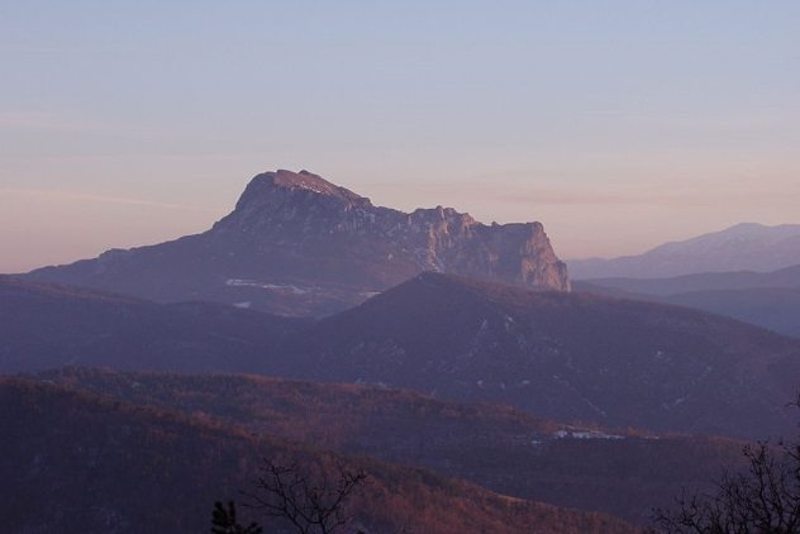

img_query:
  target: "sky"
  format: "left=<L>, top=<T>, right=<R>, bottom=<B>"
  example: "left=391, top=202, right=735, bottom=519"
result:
left=1, top=1, right=799, bottom=272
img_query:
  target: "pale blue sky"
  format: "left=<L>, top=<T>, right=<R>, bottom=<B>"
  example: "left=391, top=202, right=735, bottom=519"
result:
left=2, top=1, right=799, bottom=271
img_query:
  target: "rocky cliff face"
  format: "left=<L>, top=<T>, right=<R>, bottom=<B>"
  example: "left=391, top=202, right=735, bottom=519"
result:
left=212, top=170, right=569, bottom=289
left=26, top=169, right=569, bottom=315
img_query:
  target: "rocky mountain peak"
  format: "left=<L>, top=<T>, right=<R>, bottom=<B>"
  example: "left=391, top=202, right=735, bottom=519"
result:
left=27, top=169, right=571, bottom=315
left=220, top=169, right=373, bottom=233
left=248, top=169, right=367, bottom=202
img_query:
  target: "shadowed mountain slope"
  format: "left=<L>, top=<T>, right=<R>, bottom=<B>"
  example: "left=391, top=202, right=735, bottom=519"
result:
left=662, top=288, right=800, bottom=339
left=5, top=272, right=799, bottom=439
left=581, top=264, right=800, bottom=296
left=275, top=272, right=800, bottom=439
left=575, top=265, right=800, bottom=338
left=0, top=276, right=307, bottom=373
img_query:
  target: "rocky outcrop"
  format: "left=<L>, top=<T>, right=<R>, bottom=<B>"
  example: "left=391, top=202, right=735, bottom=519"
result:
left=26, top=169, right=569, bottom=315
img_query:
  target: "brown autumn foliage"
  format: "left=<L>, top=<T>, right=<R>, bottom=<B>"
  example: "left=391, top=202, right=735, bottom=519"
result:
left=41, top=367, right=748, bottom=524
left=0, top=377, right=635, bottom=533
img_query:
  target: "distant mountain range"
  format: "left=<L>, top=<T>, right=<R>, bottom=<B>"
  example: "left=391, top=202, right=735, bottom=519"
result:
left=22, top=169, right=569, bottom=316
left=569, top=223, right=800, bottom=279
left=580, top=264, right=800, bottom=296
left=576, top=264, right=800, bottom=338
left=1, top=376, right=634, bottom=533
left=5, top=272, right=799, bottom=439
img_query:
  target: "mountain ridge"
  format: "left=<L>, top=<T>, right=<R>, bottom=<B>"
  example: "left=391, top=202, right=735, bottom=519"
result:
left=32, top=366, right=749, bottom=524
left=569, top=222, right=800, bottom=279
left=581, top=263, right=800, bottom=296
left=574, top=264, right=800, bottom=337
left=6, top=271, right=800, bottom=439
left=1, top=376, right=635, bottom=533
left=0, top=275, right=308, bottom=373
left=275, top=272, right=800, bottom=439
left=24, top=169, right=569, bottom=316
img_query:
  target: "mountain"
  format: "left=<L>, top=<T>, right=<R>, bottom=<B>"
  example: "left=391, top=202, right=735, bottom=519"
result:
left=0, top=377, right=636, bottom=533
left=273, top=272, right=800, bottom=439
left=6, top=271, right=800, bottom=438
left=23, top=169, right=569, bottom=316
left=579, top=264, right=800, bottom=296
left=661, top=288, right=800, bottom=338
left=0, top=276, right=307, bottom=373
left=569, top=223, right=800, bottom=279
left=38, top=367, right=749, bottom=524
left=575, top=265, right=800, bottom=337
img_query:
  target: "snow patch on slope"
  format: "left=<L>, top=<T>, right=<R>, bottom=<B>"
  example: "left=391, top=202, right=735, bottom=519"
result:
left=226, top=279, right=310, bottom=295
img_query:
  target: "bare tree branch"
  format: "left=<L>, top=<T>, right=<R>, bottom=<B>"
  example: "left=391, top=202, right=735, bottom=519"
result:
left=653, top=440, right=800, bottom=533
left=239, top=457, right=368, bottom=534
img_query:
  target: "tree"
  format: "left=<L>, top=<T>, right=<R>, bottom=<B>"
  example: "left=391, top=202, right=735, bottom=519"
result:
left=213, top=457, right=368, bottom=534
left=211, top=500, right=263, bottom=534
left=653, top=405, right=800, bottom=533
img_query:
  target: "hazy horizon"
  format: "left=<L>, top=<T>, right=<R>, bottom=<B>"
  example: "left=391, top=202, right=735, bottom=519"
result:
left=2, top=1, right=799, bottom=272
left=3, top=169, right=800, bottom=274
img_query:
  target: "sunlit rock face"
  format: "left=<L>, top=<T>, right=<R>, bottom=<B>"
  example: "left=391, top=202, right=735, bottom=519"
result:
left=26, top=169, right=569, bottom=315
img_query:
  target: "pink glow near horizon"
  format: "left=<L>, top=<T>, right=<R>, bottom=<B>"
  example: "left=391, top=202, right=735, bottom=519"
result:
left=2, top=2, right=798, bottom=271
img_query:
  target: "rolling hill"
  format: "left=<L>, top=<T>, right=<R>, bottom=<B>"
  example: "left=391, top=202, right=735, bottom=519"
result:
left=0, top=275, right=306, bottom=373
left=4, top=272, right=800, bottom=440
left=576, top=264, right=800, bottom=337
left=274, top=273, right=800, bottom=439
left=662, top=288, right=800, bottom=338
left=36, top=367, right=750, bottom=524
left=580, top=264, right=800, bottom=296
left=0, top=377, right=634, bottom=533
